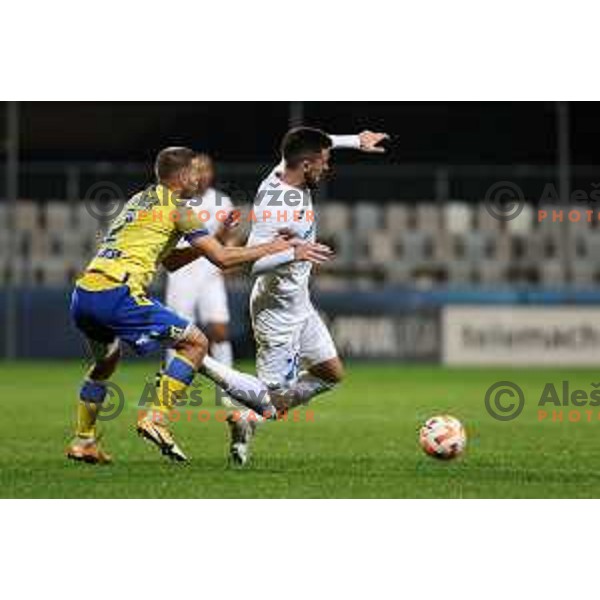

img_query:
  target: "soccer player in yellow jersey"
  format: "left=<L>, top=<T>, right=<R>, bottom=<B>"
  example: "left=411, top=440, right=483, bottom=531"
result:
left=67, top=147, right=332, bottom=463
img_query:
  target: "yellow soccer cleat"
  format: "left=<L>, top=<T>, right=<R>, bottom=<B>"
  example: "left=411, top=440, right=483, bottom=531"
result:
left=66, top=437, right=113, bottom=465
left=136, top=415, right=188, bottom=462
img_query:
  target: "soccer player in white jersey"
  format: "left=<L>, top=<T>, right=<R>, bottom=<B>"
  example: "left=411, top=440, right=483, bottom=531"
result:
left=228, top=127, right=389, bottom=465
left=166, top=155, right=237, bottom=389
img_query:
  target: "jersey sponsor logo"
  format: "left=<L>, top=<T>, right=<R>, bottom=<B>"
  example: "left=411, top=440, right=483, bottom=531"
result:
left=97, top=248, right=122, bottom=260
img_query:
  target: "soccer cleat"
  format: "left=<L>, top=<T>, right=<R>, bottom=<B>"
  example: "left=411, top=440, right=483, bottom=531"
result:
left=227, top=414, right=257, bottom=467
left=137, top=416, right=188, bottom=462
left=66, top=437, right=112, bottom=464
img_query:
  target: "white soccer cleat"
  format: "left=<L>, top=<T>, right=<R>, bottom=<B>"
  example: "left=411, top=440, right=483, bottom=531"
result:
left=226, top=414, right=257, bottom=466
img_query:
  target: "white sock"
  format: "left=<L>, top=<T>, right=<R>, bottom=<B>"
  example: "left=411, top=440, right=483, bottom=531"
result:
left=210, top=341, right=235, bottom=407
left=201, top=356, right=274, bottom=419
left=288, top=371, right=334, bottom=406
left=236, top=372, right=335, bottom=424
left=210, top=340, right=233, bottom=367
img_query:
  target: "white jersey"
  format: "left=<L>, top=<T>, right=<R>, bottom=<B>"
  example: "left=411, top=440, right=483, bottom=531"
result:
left=188, top=187, right=233, bottom=235
left=247, top=167, right=316, bottom=322
left=176, top=187, right=233, bottom=278
left=166, top=187, right=234, bottom=324
left=247, top=134, right=361, bottom=383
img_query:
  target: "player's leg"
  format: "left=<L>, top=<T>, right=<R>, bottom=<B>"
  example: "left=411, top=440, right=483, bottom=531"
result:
left=137, top=323, right=209, bottom=461
left=68, top=285, right=124, bottom=463
left=129, top=298, right=276, bottom=460
left=283, top=311, right=344, bottom=409
left=67, top=337, right=121, bottom=464
left=198, top=271, right=233, bottom=365
left=164, top=268, right=198, bottom=364
left=196, top=271, right=235, bottom=406
left=206, top=322, right=233, bottom=366
left=226, top=319, right=300, bottom=465
left=227, top=313, right=341, bottom=465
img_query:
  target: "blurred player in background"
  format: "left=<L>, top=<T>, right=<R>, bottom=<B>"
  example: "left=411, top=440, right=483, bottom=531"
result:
left=165, top=155, right=237, bottom=404
left=67, top=146, right=332, bottom=464
left=227, top=128, right=389, bottom=465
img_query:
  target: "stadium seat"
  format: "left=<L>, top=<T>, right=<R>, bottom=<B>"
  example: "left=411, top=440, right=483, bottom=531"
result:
left=321, top=230, right=354, bottom=267
left=15, top=201, right=40, bottom=232
left=31, top=258, right=74, bottom=287
left=540, top=261, right=567, bottom=287
left=1, top=257, right=31, bottom=285
left=571, top=263, right=597, bottom=286
left=28, top=232, right=53, bottom=260
left=361, top=233, right=395, bottom=266
left=431, top=232, right=453, bottom=261
left=354, top=203, right=381, bottom=232
left=319, top=202, right=351, bottom=236
left=387, top=262, right=411, bottom=284
left=59, top=230, right=90, bottom=256
left=460, top=231, right=499, bottom=263
left=477, top=262, right=507, bottom=285
left=45, top=201, right=75, bottom=231
left=447, top=262, right=475, bottom=284
left=383, top=204, right=410, bottom=232
left=537, top=230, right=565, bottom=260
left=565, top=206, right=594, bottom=231
left=506, top=202, right=534, bottom=234
left=569, top=230, right=600, bottom=261
left=475, top=203, right=502, bottom=231
left=414, top=202, right=442, bottom=232
left=75, top=203, right=103, bottom=234
left=0, top=230, right=9, bottom=258
left=394, top=230, right=433, bottom=265
left=313, top=275, right=349, bottom=291
left=444, top=202, right=472, bottom=235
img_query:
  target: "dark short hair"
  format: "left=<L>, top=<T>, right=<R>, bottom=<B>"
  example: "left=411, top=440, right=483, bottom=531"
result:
left=281, top=127, right=332, bottom=168
left=154, top=147, right=197, bottom=181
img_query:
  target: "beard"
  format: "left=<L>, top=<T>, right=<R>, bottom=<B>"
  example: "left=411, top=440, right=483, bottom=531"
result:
left=305, top=174, right=321, bottom=192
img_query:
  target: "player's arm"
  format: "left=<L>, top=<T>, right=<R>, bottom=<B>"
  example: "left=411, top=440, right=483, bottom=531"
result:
left=267, top=131, right=389, bottom=178
left=162, top=236, right=332, bottom=273
left=251, top=239, right=334, bottom=276
left=330, top=131, right=390, bottom=153
left=213, top=207, right=240, bottom=245
left=161, top=246, right=204, bottom=272
left=192, top=234, right=322, bottom=270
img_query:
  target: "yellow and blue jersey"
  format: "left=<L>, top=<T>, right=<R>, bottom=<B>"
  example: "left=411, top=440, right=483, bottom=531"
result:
left=79, top=184, right=209, bottom=295
left=71, top=184, right=209, bottom=356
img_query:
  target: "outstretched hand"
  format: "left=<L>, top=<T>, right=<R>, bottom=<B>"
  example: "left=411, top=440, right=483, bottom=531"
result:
left=291, top=239, right=335, bottom=265
left=359, top=131, right=390, bottom=153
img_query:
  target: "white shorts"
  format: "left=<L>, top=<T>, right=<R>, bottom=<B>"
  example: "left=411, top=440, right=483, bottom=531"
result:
left=251, top=306, right=338, bottom=390
left=166, top=260, right=230, bottom=325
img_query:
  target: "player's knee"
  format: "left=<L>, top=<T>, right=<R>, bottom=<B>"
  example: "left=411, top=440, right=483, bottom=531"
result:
left=311, top=358, right=344, bottom=386
left=207, top=322, right=229, bottom=343
left=326, top=366, right=344, bottom=386
left=90, top=346, right=121, bottom=380
left=174, top=325, right=209, bottom=368
left=331, top=364, right=344, bottom=385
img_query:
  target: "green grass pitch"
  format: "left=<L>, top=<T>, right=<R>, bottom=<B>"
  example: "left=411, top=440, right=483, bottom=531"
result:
left=1, top=361, right=600, bottom=498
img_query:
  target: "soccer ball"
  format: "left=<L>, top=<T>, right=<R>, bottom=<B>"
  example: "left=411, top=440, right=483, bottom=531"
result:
left=419, top=415, right=466, bottom=460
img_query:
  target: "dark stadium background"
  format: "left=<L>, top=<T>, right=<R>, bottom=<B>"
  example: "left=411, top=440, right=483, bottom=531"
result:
left=1, top=101, right=599, bottom=362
